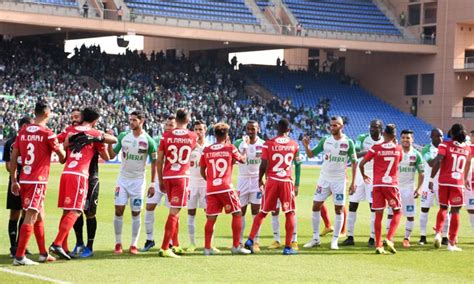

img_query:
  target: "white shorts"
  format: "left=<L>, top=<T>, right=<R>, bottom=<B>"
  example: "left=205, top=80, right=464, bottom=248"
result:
left=237, top=176, right=261, bottom=206
left=349, top=170, right=372, bottom=203
left=464, top=189, right=474, bottom=210
left=188, top=184, right=207, bottom=210
left=399, top=187, right=416, bottom=217
left=146, top=182, right=169, bottom=207
left=115, top=176, right=146, bottom=212
left=313, top=178, right=346, bottom=206
left=420, top=181, right=439, bottom=208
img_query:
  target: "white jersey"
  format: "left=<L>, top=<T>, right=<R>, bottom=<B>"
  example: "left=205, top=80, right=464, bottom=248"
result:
left=421, top=143, right=439, bottom=184
left=312, top=134, right=357, bottom=181
left=398, top=147, right=424, bottom=189
left=189, top=140, right=207, bottom=187
left=235, top=137, right=264, bottom=178
left=114, top=131, right=157, bottom=180
left=355, top=133, right=383, bottom=178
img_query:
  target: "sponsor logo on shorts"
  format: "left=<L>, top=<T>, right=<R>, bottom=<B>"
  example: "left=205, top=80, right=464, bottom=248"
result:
left=389, top=199, right=397, bottom=206
left=256, top=192, right=262, bottom=199
left=24, top=198, right=30, bottom=206
left=469, top=199, right=474, bottom=205
left=452, top=197, right=462, bottom=203
left=421, top=191, right=428, bottom=200
left=65, top=197, right=71, bottom=205
left=115, top=187, right=120, bottom=197
left=133, top=199, right=142, bottom=207
left=335, top=194, right=344, bottom=201
left=316, top=186, right=322, bottom=194
left=225, top=205, right=231, bottom=211
left=283, top=202, right=290, bottom=210
left=406, top=205, right=414, bottom=212
left=172, top=196, right=179, bottom=203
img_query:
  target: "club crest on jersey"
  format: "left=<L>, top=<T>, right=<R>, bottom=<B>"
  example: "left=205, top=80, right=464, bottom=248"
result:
left=173, top=129, right=188, bottom=136
left=26, top=125, right=40, bottom=133
left=275, top=137, right=290, bottom=144
left=23, top=166, right=32, bottom=175
left=210, top=144, right=224, bottom=150
left=410, top=155, right=416, bottom=161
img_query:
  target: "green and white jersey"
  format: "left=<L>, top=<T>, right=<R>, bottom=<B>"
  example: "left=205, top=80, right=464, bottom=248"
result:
left=398, top=148, right=424, bottom=189
left=312, top=134, right=357, bottom=181
left=421, top=143, right=439, bottom=183
left=235, top=137, right=265, bottom=178
left=355, top=133, right=383, bottom=178
left=189, top=140, right=207, bottom=187
left=114, top=131, right=157, bottom=180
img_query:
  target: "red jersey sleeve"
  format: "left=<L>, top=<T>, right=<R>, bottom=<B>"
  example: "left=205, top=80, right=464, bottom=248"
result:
left=94, top=142, right=106, bottom=152
left=364, top=146, right=376, bottom=161
left=158, top=136, right=165, bottom=152
left=261, top=142, right=269, bottom=160
left=231, top=145, right=243, bottom=162
left=438, top=143, right=447, bottom=156
left=46, top=130, right=60, bottom=152
left=199, top=149, right=207, bottom=167
left=57, top=131, right=67, bottom=144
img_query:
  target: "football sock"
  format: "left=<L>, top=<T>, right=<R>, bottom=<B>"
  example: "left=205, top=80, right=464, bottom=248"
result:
left=54, top=212, right=79, bottom=247
left=188, top=214, right=196, bottom=245
left=347, top=211, right=357, bottom=237
left=114, top=215, right=124, bottom=244
left=374, top=211, right=383, bottom=248
left=145, top=210, right=155, bottom=241
left=387, top=210, right=401, bottom=242
left=16, top=224, right=33, bottom=258
left=292, top=215, right=298, bottom=242
left=419, top=211, right=428, bottom=236
left=272, top=215, right=281, bottom=242
left=204, top=218, right=216, bottom=249
left=131, top=215, right=141, bottom=247
left=405, top=220, right=414, bottom=240
left=333, top=212, right=344, bottom=241
left=435, top=207, right=447, bottom=234
left=312, top=211, right=321, bottom=240
left=34, top=220, right=47, bottom=254
left=285, top=212, right=295, bottom=247
left=448, top=212, right=460, bottom=245
left=86, top=217, right=97, bottom=250
left=161, top=214, right=178, bottom=250
left=249, top=212, right=266, bottom=241
left=73, top=214, right=84, bottom=246
left=232, top=214, right=243, bottom=248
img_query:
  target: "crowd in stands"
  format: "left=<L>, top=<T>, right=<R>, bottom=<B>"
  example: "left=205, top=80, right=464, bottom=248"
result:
left=0, top=39, right=331, bottom=142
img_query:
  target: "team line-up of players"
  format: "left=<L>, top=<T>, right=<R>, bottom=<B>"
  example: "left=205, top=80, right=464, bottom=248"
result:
left=6, top=101, right=474, bottom=265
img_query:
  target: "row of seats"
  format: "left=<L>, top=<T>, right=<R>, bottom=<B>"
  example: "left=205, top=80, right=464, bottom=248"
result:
left=132, top=8, right=258, bottom=24
left=33, top=0, right=77, bottom=7
left=255, top=70, right=432, bottom=145
left=133, top=0, right=251, bottom=10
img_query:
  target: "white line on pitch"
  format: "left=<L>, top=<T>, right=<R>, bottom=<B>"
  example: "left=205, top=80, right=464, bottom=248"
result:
left=0, top=267, right=71, bottom=284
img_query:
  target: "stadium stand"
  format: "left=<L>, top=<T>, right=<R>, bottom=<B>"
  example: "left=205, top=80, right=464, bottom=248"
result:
left=125, top=0, right=259, bottom=24
left=284, top=0, right=401, bottom=36
left=250, top=67, right=433, bottom=144
left=32, top=0, right=78, bottom=7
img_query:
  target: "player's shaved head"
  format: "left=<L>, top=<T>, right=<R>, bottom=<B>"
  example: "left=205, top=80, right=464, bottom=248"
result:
left=430, top=128, right=443, bottom=147
left=277, top=119, right=291, bottom=134
left=214, top=122, right=230, bottom=139
left=431, top=128, right=443, bottom=137
left=369, top=119, right=383, bottom=139
left=176, top=108, right=189, bottom=124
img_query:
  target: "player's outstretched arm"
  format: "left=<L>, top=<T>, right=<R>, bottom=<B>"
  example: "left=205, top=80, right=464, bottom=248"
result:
left=103, top=132, right=117, bottom=144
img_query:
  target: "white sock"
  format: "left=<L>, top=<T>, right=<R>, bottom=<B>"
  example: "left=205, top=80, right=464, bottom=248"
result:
left=312, top=211, right=321, bottom=240
left=292, top=214, right=298, bottom=242
left=188, top=215, right=196, bottom=245
left=145, top=210, right=155, bottom=241
left=131, top=215, right=141, bottom=247
left=253, top=214, right=260, bottom=242
left=272, top=215, right=281, bottom=242
left=114, top=215, right=123, bottom=244
left=333, top=212, right=344, bottom=241
left=469, top=213, right=474, bottom=236
left=347, top=211, right=357, bottom=237
left=386, top=216, right=392, bottom=234
left=442, top=212, right=450, bottom=238
left=370, top=212, right=375, bottom=239
left=405, top=220, right=414, bottom=240
left=240, top=217, right=246, bottom=244
left=420, top=211, right=428, bottom=236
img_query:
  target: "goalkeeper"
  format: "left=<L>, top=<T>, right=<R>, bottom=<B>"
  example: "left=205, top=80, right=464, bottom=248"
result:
left=56, top=108, right=117, bottom=259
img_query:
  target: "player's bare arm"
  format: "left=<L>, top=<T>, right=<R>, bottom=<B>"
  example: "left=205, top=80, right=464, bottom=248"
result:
left=107, top=143, right=116, bottom=159
left=415, top=171, right=424, bottom=198
left=9, top=147, right=20, bottom=196
left=464, top=155, right=472, bottom=190
left=148, top=158, right=157, bottom=198
left=258, top=159, right=268, bottom=191
left=428, top=154, right=444, bottom=192
left=157, top=150, right=165, bottom=193
left=302, top=136, right=314, bottom=158
left=359, top=158, right=371, bottom=184
left=349, top=161, right=356, bottom=194
left=98, top=147, right=110, bottom=161
left=55, top=144, right=67, bottom=164
left=5, top=160, right=10, bottom=173
left=103, top=132, right=118, bottom=144
left=200, top=164, right=207, bottom=181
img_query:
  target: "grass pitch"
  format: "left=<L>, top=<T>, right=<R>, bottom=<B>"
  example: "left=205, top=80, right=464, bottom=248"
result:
left=0, top=164, right=472, bottom=283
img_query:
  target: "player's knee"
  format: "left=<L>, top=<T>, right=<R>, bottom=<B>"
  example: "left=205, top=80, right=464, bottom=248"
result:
left=468, top=209, right=474, bottom=214
left=421, top=207, right=430, bottom=213
left=312, top=202, right=322, bottom=212
left=9, top=210, right=21, bottom=221
left=407, top=217, right=415, bottom=221
left=86, top=213, right=96, bottom=219
left=334, top=206, right=343, bottom=214
left=131, top=211, right=141, bottom=217
left=250, top=205, right=260, bottom=215
left=146, top=204, right=156, bottom=211
left=115, top=207, right=125, bottom=216
left=348, top=202, right=358, bottom=212
left=188, top=209, right=196, bottom=216
left=450, top=207, right=460, bottom=214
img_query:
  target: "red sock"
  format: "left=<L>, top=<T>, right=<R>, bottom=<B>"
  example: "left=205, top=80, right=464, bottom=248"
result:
left=161, top=214, right=178, bottom=250
left=321, top=204, right=331, bottom=228
left=387, top=210, right=401, bottom=241
left=204, top=219, right=216, bottom=249
left=448, top=212, right=460, bottom=245
left=33, top=220, right=47, bottom=254
left=232, top=215, right=242, bottom=248
left=53, top=212, right=79, bottom=246
left=172, top=217, right=180, bottom=247
left=285, top=212, right=295, bottom=247
left=249, top=212, right=266, bottom=241
left=16, top=224, right=33, bottom=258
left=341, top=206, right=347, bottom=234
left=435, top=207, right=448, bottom=233
left=374, top=211, right=383, bottom=248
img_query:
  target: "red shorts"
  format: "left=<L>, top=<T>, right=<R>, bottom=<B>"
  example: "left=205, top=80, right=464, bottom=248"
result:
left=20, top=183, right=46, bottom=212
left=438, top=185, right=463, bottom=207
left=261, top=178, right=295, bottom=213
left=372, top=186, right=401, bottom=210
left=164, top=178, right=189, bottom=208
left=58, top=174, right=89, bottom=210
left=206, top=191, right=241, bottom=216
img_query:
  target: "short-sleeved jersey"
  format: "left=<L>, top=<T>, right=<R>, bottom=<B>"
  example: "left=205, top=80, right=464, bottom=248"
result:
left=311, top=134, right=356, bottom=181
left=62, top=125, right=105, bottom=178
left=421, top=143, right=439, bottom=184
left=437, top=141, right=471, bottom=187
left=13, top=124, right=60, bottom=184
left=355, top=133, right=383, bottom=178
left=159, top=128, right=197, bottom=179
left=114, top=131, right=157, bottom=180
left=364, top=142, right=403, bottom=187
left=189, top=141, right=208, bottom=187
left=262, top=136, right=299, bottom=182
left=235, top=137, right=264, bottom=178
left=200, top=143, right=242, bottom=194
left=398, top=147, right=424, bottom=189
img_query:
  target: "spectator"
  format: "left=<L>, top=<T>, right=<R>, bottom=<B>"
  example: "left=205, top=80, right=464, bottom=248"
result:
left=117, top=6, right=123, bottom=21
left=82, top=1, right=89, bottom=18
left=231, top=55, right=238, bottom=69
left=276, top=57, right=281, bottom=67
left=322, top=60, right=328, bottom=72
left=399, top=11, right=406, bottom=27
left=296, top=23, right=302, bottom=36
